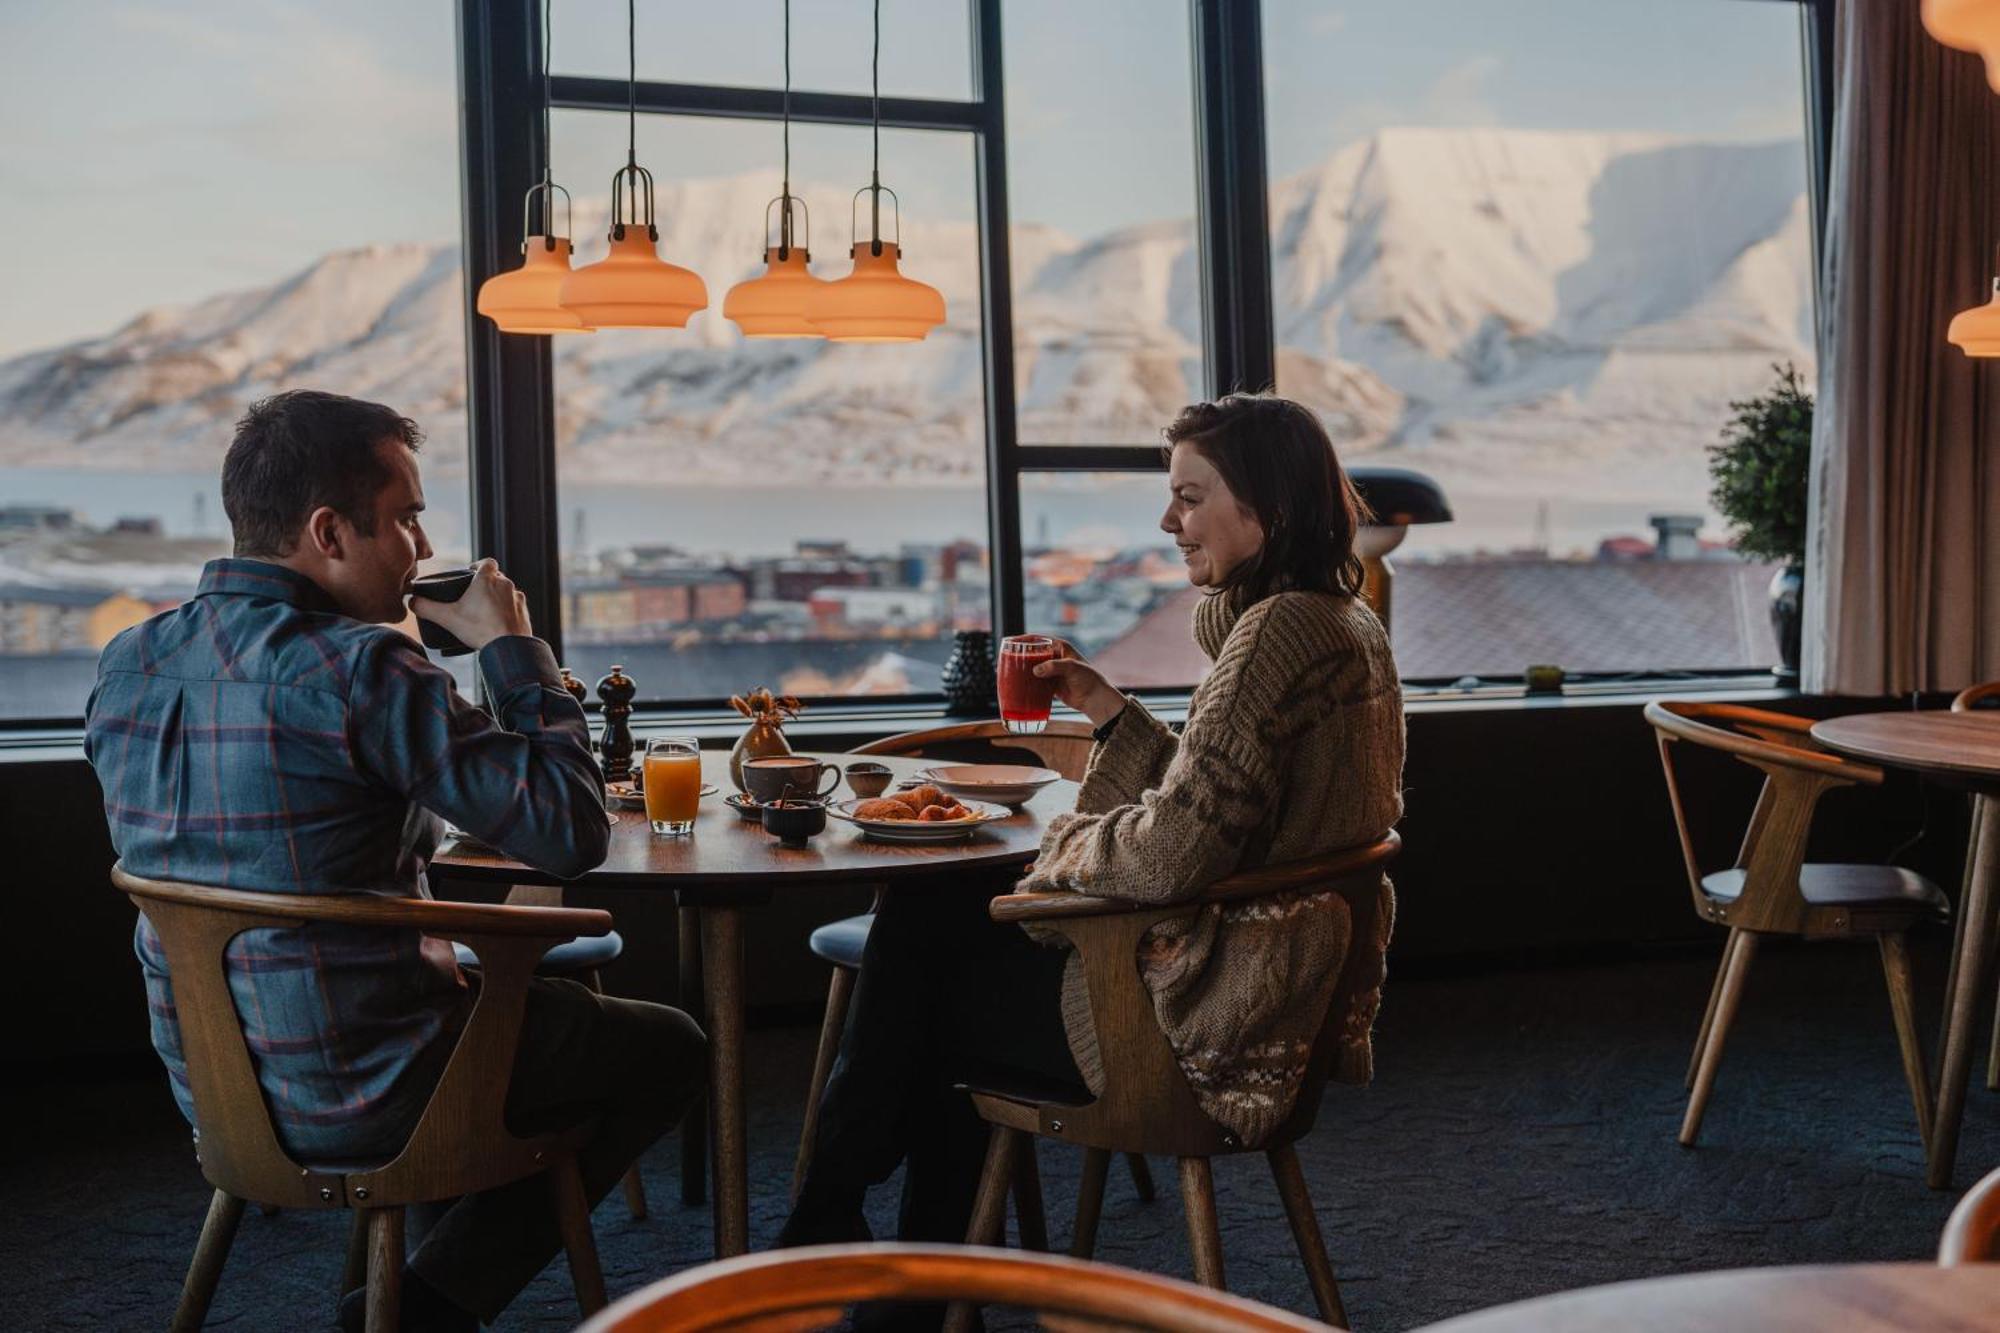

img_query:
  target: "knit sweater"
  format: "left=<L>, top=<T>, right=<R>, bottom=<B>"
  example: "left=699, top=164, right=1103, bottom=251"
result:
left=1016, top=587, right=1404, bottom=1146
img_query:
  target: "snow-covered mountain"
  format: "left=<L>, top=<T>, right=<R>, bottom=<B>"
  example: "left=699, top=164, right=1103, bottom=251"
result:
left=0, top=127, right=1812, bottom=497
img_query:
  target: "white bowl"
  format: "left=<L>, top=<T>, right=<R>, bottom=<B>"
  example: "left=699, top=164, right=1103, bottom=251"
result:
left=919, top=764, right=1062, bottom=808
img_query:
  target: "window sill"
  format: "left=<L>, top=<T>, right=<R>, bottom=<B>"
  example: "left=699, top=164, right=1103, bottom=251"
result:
left=0, top=673, right=1794, bottom=764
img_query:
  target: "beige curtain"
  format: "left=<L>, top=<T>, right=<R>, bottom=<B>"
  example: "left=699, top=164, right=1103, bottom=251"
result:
left=1806, top=0, right=2000, bottom=695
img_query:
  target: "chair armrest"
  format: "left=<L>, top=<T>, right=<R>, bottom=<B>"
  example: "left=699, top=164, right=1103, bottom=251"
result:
left=1953, top=681, right=2000, bottom=714
left=111, top=866, right=611, bottom=941
left=1644, top=701, right=1885, bottom=786
left=990, top=833, right=1401, bottom=924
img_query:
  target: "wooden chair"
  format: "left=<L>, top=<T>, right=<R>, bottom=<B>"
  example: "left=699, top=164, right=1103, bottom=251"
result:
left=1939, top=1164, right=2000, bottom=1264
left=956, top=834, right=1404, bottom=1330
left=1949, top=681, right=2000, bottom=1090
left=1645, top=701, right=1946, bottom=1149
left=795, top=719, right=1156, bottom=1213
left=577, top=1243, right=1329, bottom=1332
left=113, top=864, right=612, bottom=1333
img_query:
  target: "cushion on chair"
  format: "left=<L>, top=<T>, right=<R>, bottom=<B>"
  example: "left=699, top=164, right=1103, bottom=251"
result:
left=1700, top=864, right=1949, bottom=914
left=809, top=913, right=874, bottom=969
left=453, top=929, right=624, bottom=977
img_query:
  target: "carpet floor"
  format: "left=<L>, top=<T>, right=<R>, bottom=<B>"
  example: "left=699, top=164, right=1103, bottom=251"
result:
left=5, top=938, right=1997, bottom=1330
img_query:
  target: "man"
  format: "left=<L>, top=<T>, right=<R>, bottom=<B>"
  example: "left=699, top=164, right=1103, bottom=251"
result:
left=85, top=390, right=704, bottom=1332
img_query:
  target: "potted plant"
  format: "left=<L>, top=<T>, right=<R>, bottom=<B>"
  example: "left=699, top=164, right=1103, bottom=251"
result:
left=1708, top=363, right=1812, bottom=678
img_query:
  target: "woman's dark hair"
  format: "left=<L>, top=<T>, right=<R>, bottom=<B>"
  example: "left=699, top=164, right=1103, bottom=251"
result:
left=1162, top=392, right=1371, bottom=603
left=222, top=390, right=424, bottom=557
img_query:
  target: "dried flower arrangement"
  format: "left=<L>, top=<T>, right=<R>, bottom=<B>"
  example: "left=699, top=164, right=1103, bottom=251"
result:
left=729, top=687, right=803, bottom=727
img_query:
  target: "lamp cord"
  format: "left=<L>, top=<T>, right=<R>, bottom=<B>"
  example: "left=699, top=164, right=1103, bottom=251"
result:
left=870, top=0, right=882, bottom=253
left=780, top=0, right=792, bottom=253
left=541, top=0, right=552, bottom=190
left=626, top=0, right=636, bottom=167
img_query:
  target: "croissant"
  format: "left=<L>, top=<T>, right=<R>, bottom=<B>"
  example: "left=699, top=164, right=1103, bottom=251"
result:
left=896, top=785, right=946, bottom=812
left=918, top=804, right=957, bottom=821
left=855, top=798, right=916, bottom=821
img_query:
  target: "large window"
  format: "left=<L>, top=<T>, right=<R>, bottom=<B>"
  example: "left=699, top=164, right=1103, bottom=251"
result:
left=0, top=0, right=472, bottom=721
left=1262, top=0, right=1814, bottom=679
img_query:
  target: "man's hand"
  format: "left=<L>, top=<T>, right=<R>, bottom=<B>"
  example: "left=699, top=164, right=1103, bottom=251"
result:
left=1033, top=638, right=1125, bottom=728
left=412, top=558, right=533, bottom=652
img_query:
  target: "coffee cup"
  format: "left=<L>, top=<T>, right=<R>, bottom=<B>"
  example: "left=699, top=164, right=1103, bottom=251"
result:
left=742, top=756, right=840, bottom=805
left=409, top=568, right=477, bottom=657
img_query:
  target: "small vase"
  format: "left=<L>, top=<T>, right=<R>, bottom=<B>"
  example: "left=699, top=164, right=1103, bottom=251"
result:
left=940, top=629, right=999, bottom=716
left=730, top=719, right=792, bottom=791
left=1769, top=563, right=1803, bottom=680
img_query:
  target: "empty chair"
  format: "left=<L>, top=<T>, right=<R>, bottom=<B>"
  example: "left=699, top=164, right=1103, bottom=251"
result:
left=115, top=864, right=611, bottom=1333
left=795, top=719, right=1154, bottom=1209
left=1645, top=701, right=1945, bottom=1149
left=577, top=1243, right=1328, bottom=1332
left=1939, top=1164, right=2000, bottom=1264
left=958, top=835, right=1402, bottom=1329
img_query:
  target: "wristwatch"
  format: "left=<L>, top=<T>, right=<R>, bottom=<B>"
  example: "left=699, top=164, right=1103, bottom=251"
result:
left=1092, top=705, right=1127, bottom=744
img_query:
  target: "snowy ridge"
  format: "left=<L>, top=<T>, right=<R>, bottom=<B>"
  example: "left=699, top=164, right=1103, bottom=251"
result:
left=0, top=128, right=1813, bottom=496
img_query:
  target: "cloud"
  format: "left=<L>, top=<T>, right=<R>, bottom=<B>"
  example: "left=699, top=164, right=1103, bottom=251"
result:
left=1422, top=54, right=1503, bottom=127
left=1307, top=10, right=1349, bottom=37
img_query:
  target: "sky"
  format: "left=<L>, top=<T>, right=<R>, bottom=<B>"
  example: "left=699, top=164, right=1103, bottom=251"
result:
left=0, top=0, right=1809, bottom=360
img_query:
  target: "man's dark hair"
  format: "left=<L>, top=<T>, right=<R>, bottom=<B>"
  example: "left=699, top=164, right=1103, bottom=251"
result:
left=222, top=390, right=423, bottom=557
left=1162, top=392, right=1373, bottom=605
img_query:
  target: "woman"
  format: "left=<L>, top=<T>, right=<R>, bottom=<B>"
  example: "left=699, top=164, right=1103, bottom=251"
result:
left=782, top=394, right=1404, bottom=1281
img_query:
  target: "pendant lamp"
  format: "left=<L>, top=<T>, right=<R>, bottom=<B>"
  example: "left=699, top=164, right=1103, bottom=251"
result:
left=557, top=0, right=708, bottom=329
left=1925, top=0, right=2000, bottom=90
left=804, top=0, right=946, bottom=343
left=476, top=0, right=592, bottom=334
left=1949, top=245, right=2000, bottom=356
left=724, top=0, right=830, bottom=337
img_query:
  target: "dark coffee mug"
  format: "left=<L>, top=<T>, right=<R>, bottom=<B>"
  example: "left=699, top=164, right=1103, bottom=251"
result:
left=742, top=756, right=840, bottom=805
left=410, top=568, right=477, bottom=657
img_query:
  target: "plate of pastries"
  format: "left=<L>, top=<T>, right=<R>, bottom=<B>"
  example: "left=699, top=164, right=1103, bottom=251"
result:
left=828, top=785, right=1010, bottom=843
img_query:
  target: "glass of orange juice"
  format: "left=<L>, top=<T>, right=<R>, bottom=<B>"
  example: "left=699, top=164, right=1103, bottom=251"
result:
left=643, top=735, right=702, bottom=836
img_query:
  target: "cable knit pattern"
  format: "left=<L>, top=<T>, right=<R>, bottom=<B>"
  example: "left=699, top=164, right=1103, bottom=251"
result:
left=1017, top=588, right=1404, bottom=1145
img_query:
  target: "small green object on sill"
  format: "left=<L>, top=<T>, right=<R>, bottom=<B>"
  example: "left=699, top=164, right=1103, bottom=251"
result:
left=1525, top=664, right=1565, bottom=696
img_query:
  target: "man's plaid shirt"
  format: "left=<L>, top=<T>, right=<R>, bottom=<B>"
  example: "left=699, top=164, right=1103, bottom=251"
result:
left=85, top=559, right=608, bottom=1159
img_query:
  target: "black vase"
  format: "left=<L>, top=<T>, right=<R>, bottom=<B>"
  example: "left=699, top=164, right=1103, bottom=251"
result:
left=1769, top=563, right=1803, bottom=680
left=940, top=630, right=999, bottom=716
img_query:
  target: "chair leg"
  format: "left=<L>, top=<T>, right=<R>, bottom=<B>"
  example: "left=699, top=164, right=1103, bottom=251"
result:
left=793, top=964, right=857, bottom=1202
left=1686, top=929, right=1741, bottom=1090
left=342, top=1210, right=370, bottom=1299
left=1267, top=1142, right=1347, bottom=1328
left=1124, top=1152, right=1157, bottom=1202
left=1010, top=1136, right=1049, bottom=1252
left=678, top=905, right=708, bottom=1208
left=1177, top=1157, right=1226, bottom=1290
left=946, top=1127, right=1023, bottom=1333
left=548, top=1154, right=608, bottom=1317
left=1879, top=931, right=1935, bottom=1153
left=170, top=1189, right=245, bottom=1333
left=1072, top=1148, right=1112, bottom=1259
left=364, top=1207, right=404, bottom=1333
left=1681, top=928, right=1758, bottom=1147
left=1988, top=974, right=2000, bottom=1092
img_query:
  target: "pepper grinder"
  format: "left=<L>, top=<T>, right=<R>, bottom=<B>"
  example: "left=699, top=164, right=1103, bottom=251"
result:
left=596, top=664, right=636, bottom=784
left=558, top=665, right=589, bottom=708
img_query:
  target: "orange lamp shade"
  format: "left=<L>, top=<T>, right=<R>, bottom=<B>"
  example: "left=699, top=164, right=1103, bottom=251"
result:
left=1949, top=279, right=2000, bottom=356
left=722, top=247, right=832, bottom=338
left=476, top=240, right=595, bottom=335
left=806, top=243, right=947, bottom=343
left=558, top=229, right=708, bottom=329
left=1924, top=0, right=2000, bottom=90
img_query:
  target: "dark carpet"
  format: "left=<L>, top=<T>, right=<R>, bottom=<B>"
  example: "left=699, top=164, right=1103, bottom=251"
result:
left=5, top=938, right=1996, bottom=1331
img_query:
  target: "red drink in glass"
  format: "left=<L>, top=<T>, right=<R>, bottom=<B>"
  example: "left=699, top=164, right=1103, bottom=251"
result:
left=998, top=635, right=1057, bottom=734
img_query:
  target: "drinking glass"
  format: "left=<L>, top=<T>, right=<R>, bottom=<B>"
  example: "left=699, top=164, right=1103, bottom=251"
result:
left=643, top=735, right=702, bottom=836
left=998, top=635, right=1058, bottom=734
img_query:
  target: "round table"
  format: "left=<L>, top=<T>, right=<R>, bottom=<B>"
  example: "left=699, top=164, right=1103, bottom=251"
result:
left=1812, top=711, right=2000, bottom=1189
left=434, top=750, right=1080, bottom=1258
left=1412, top=1263, right=2000, bottom=1333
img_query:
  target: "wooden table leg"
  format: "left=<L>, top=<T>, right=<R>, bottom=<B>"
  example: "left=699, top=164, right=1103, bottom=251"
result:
left=678, top=905, right=708, bottom=1208
left=1930, top=792, right=2000, bottom=1189
left=701, top=905, right=750, bottom=1256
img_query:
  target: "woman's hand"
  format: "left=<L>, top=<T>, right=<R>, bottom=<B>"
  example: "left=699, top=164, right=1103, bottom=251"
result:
left=1033, top=639, right=1125, bottom=729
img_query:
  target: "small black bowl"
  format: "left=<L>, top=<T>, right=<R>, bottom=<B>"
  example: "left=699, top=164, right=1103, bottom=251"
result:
left=760, top=799, right=827, bottom=848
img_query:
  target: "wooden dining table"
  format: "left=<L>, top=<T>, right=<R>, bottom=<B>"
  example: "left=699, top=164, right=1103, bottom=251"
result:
left=1811, top=710, right=2000, bottom=1189
left=432, top=750, right=1080, bottom=1258
left=1411, top=1262, right=2000, bottom=1332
